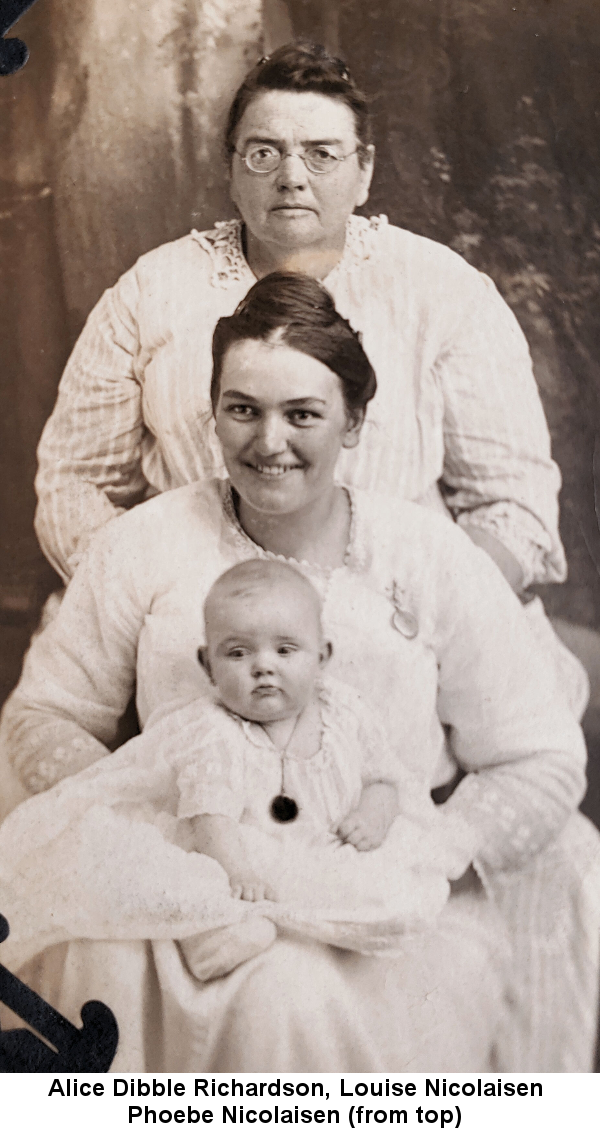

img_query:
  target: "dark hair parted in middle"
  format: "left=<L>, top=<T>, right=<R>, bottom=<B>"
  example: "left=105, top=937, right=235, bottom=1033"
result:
left=225, top=41, right=372, bottom=168
left=211, top=272, right=377, bottom=419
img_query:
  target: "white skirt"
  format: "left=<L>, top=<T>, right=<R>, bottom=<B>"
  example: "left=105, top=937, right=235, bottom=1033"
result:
left=13, top=890, right=507, bottom=1073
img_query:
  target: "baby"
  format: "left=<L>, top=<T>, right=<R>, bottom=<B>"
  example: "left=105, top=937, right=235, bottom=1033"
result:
left=178, top=559, right=400, bottom=981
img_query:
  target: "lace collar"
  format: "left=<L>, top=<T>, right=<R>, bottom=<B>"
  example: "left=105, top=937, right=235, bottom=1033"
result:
left=227, top=677, right=341, bottom=772
left=219, top=479, right=367, bottom=576
left=190, top=214, right=389, bottom=290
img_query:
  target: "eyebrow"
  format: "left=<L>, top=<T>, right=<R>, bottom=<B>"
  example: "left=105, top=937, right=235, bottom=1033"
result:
left=282, top=397, right=327, bottom=407
left=221, top=390, right=328, bottom=407
left=239, top=135, right=346, bottom=148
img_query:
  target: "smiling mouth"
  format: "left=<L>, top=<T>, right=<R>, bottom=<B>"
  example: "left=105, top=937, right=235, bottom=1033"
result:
left=248, top=463, right=303, bottom=479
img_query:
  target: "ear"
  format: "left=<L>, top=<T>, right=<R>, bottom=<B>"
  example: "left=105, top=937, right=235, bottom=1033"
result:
left=342, top=406, right=365, bottom=450
left=319, top=640, right=333, bottom=668
left=197, top=647, right=212, bottom=680
left=355, top=145, right=375, bottom=209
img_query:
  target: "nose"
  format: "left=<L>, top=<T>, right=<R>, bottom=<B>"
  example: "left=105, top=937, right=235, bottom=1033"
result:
left=275, top=152, right=308, bottom=192
left=252, top=651, right=276, bottom=678
left=254, top=411, right=289, bottom=457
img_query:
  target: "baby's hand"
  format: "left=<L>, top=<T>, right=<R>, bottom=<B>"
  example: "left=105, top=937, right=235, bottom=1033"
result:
left=338, top=810, right=387, bottom=851
left=229, top=874, right=278, bottom=903
left=338, top=782, right=398, bottom=852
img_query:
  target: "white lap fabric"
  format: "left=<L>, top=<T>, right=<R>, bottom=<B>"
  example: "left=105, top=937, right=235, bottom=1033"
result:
left=12, top=897, right=507, bottom=1073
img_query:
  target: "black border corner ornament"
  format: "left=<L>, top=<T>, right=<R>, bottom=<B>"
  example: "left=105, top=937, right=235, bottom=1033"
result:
left=0, top=913, right=119, bottom=1072
left=0, top=0, right=41, bottom=76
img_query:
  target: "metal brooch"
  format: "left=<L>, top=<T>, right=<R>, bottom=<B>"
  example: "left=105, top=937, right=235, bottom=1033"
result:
left=390, top=582, right=419, bottom=639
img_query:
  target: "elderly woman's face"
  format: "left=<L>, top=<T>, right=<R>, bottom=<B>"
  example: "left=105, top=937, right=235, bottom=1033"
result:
left=214, top=338, right=361, bottom=517
left=229, top=91, right=374, bottom=256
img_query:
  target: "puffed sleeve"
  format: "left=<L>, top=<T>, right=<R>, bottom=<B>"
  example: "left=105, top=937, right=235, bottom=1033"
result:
left=34, top=266, right=148, bottom=583
left=355, top=703, right=436, bottom=829
left=1, top=512, right=150, bottom=793
left=324, top=679, right=431, bottom=816
left=323, top=680, right=399, bottom=788
left=437, top=269, right=566, bottom=589
left=428, top=522, right=586, bottom=873
left=175, top=713, right=246, bottom=823
left=357, top=710, right=399, bottom=788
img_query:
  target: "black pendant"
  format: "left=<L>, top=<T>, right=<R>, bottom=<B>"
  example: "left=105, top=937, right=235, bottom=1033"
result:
left=270, top=795, right=298, bottom=823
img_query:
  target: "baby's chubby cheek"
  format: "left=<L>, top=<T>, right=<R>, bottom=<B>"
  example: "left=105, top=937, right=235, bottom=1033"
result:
left=211, top=665, right=252, bottom=715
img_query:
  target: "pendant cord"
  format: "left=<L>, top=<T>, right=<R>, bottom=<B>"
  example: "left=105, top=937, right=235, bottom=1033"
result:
left=261, top=710, right=303, bottom=800
left=280, top=747, right=286, bottom=798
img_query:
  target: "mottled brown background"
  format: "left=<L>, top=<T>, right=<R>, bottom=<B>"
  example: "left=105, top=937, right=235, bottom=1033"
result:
left=1, top=0, right=599, bottom=806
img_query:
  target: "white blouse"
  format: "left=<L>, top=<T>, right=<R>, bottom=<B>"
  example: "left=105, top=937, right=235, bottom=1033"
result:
left=34, top=216, right=565, bottom=588
left=5, top=480, right=585, bottom=876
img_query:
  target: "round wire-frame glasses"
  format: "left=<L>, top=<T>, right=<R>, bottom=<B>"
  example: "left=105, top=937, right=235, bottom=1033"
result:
left=235, top=143, right=360, bottom=175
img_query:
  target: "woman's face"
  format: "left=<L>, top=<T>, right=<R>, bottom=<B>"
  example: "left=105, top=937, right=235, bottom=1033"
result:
left=229, top=90, right=374, bottom=258
left=214, top=338, right=362, bottom=517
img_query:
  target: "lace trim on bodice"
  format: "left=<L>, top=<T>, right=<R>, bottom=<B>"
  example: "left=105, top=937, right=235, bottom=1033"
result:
left=191, top=220, right=253, bottom=288
left=233, top=678, right=344, bottom=775
left=190, top=215, right=389, bottom=290
left=219, top=480, right=368, bottom=585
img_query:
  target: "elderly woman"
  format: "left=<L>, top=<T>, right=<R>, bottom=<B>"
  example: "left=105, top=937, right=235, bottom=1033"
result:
left=1, top=274, right=598, bottom=1073
left=26, top=42, right=586, bottom=703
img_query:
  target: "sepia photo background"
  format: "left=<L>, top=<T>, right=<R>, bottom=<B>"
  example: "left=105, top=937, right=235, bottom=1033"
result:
left=1, top=0, right=599, bottom=822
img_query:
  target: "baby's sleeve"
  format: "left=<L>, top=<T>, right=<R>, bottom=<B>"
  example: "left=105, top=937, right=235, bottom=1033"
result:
left=175, top=721, right=245, bottom=822
left=350, top=689, right=431, bottom=814
left=356, top=705, right=398, bottom=787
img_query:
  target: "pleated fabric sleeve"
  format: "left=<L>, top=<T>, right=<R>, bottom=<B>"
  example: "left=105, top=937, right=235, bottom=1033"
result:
left=34, top=272, right=148, bottom=580
left=423, top=523, right=586, bottom=873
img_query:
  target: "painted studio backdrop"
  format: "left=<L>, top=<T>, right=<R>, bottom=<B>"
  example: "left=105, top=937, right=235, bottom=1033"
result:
left=1, top=0, right=600, bottom=809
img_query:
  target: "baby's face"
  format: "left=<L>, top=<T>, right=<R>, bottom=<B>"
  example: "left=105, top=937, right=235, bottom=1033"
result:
left=204, top=585, right=325, bottom=723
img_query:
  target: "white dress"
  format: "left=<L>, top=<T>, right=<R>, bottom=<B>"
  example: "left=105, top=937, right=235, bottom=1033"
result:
left=1, top=481, right=598, bottom=1071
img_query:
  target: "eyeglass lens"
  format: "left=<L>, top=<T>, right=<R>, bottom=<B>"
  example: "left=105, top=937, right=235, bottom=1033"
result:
left=243, top=145, right=344, bottom=174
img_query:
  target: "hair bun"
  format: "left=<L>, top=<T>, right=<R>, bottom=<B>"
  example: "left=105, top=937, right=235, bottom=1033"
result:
left=211, top=271, right=377, bottom=415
